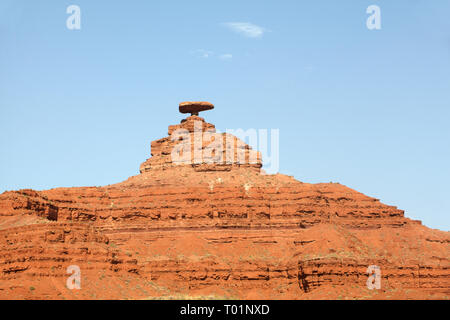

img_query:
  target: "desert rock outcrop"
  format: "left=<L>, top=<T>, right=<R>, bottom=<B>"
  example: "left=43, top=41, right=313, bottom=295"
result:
left=0, top=102, right=448, bottom=300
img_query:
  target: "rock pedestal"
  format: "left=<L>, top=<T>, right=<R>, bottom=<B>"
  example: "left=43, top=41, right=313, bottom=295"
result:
left=140, top=105, right=262, bottom=173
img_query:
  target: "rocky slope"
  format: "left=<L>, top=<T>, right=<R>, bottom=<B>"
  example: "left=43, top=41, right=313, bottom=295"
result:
left=0, top=104, right=448, bottom=300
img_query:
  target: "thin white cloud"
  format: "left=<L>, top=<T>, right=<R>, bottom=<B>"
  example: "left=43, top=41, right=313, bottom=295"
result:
left=190, top=49, right=213, bottom=58
left=223, top=22, right=266, bottom=38
left=190, top=50, right=233, bottom=61
left=219, top=53, right=233, bottom=60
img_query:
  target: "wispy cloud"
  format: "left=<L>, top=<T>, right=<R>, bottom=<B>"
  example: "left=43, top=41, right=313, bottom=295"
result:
left=223, top=22, right=266, bottom=38
left=219, top=53, right=233, bottom=60
left=190, top=49, right=213, bottom=58
left=190, top=50, right=233, bottom=61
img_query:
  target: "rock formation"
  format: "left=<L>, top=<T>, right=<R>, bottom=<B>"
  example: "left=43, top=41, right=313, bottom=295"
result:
left=0, top=102, right=448, bottom=300
left=179, top=101, right=214, bottom=116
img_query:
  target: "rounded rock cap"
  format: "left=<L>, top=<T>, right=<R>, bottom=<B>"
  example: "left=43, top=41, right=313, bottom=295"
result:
left=179, top=101, right=214, bottom=115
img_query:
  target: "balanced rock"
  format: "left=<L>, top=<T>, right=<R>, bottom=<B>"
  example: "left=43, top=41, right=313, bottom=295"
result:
left=179, top=101, right=214, bottom=116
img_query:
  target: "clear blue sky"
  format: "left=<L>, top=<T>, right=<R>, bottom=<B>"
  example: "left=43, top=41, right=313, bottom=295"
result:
left=1, top=1, right=449, bottom=230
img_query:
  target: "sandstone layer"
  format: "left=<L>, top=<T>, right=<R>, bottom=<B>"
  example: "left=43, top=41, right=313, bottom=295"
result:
left=0, top=108, right=448, bottom=300
left=179, top=101, right=214, bottom=115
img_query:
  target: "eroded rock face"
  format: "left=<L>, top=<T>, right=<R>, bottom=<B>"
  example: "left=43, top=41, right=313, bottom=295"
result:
left=0, top=109, right=448, bottom=300
left=140, top=115, right=262, bottom=173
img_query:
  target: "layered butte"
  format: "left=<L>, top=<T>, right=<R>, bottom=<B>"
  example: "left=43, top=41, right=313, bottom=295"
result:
left=0, top=103, right=448, bottom=300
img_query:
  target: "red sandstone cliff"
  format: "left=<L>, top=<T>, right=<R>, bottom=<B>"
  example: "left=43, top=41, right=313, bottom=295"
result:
left=0, top=105, right=448, bottom=300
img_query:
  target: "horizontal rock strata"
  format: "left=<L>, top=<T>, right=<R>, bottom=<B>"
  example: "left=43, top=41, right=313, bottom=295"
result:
left=0, top=107, right=448, bottom=300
